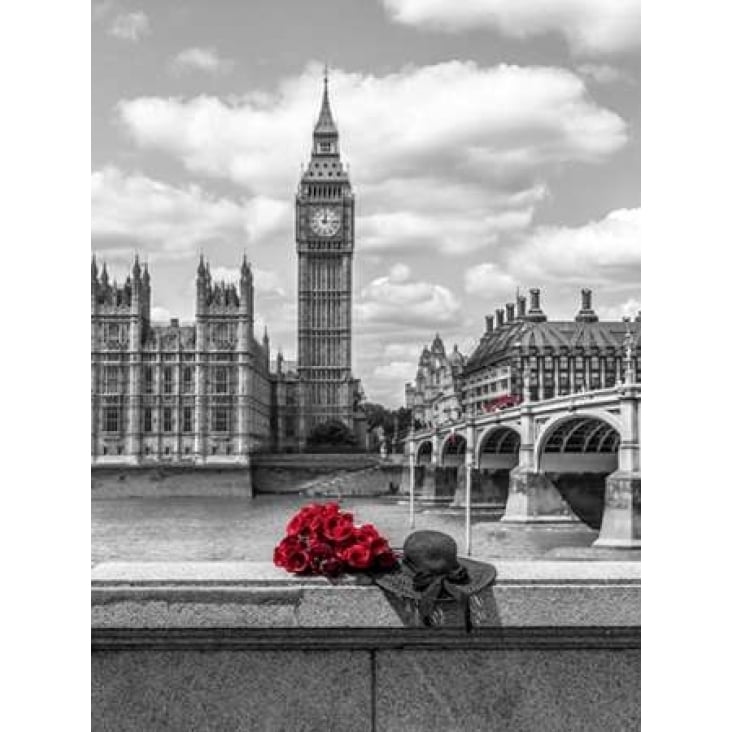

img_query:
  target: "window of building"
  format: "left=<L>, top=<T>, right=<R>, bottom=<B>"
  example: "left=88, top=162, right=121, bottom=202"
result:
left=591, top=356, right=600, bottom=370
left=285, top=417, right=295, bottom=437
left=102, top=366, right=120, bottom=394
left=144, top=366, right=154, bottom=394
left=163, top=367, right=173, bottom=394
left=163, top=408, right=173, bottom=433
left=183, top=407, right=193, bottom=433
left=103, top=407, right=119, bottom=433
left=164, top=446, right=170, bottom=456
left=213, top=408, right=230, bottom=432
left=143, top=408, right=152, bottom=433
left=214, top=367, right=229, bottom=394
left=560, top=356, right=569, bottom=369
left=182, top=367, right=193, bottom=393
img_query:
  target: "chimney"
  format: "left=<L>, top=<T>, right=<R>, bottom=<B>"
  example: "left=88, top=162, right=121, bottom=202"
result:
left=495, top=308, right=505, bottom=328
left=517, top=295, right=526, bottom=319
left=575, top=288, right=598, bottom=323
left=506, top=303, right=515, bottom=322
left=484, top=315, right=494, bottom=333
left=170, top=318, right=179, bottom=328
left=526, top=288, right=547, bottom=322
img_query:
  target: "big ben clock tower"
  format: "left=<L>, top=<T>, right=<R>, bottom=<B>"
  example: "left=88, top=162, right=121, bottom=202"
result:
left=295, top=70, right=360, bottom=444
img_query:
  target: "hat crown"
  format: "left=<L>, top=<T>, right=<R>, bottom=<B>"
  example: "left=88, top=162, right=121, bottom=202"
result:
left=404, top=531, right=460, bottom=574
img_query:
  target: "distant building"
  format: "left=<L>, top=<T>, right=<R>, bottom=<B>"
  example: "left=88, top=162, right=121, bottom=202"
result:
left=464, top=288, right=641, bottom=413
left=405, top=335, right=465, bottom=430
left=404, top=288, right=641, bottom=423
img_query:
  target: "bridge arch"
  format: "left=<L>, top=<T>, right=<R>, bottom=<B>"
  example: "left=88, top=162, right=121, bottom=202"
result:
left=475, top=425, right=520, bottom=506
left=440, top=432, right=466, bottom=467
left=477, top=425, right=521, bottom=469
left=535, top=410, right=622, bottom=529
left=415, top=440, right=433, bottom=466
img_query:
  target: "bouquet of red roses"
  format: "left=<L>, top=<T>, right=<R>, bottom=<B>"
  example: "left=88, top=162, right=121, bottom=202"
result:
left=273, top=502, right=398, bottom=577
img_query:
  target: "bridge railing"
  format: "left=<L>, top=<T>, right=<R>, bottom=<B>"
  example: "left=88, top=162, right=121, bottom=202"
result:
left=409, top=385, right=640, bottom=441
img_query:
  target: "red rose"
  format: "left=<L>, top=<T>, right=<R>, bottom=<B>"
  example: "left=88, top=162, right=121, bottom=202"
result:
left=358, top=524, right=380, bottom=542
left=320, top=502, right=341, bottom=516
left=342, top=543, right=372, bottom=570
left=323, top=514, right=354, bottom=543
left=285, top=549, right=310, bottom=574
left=273, top=536, right=303, bottom=567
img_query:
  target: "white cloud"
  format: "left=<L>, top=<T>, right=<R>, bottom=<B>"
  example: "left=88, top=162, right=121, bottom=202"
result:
left=464, top=262, right=518, bottom=299
left=209, top=265, right=286, bottom=298
left=91, top=167, right=246, bottom=255
left=108, top=11, right=150, bottom=42
left=597, top=297, right=641, bottom=321
left=577, top=64, right=635, bottom=85
left=356, top=268, right=462, bottom=328
left=117, top=62, right=626, bottom=257
left=372, top=361, right=416, bottom=381
left=150, top=306, right=172, bottom=323
left=170, top=47, right=234, bottom=75
left=381, top=0, right=640, bottom=55
left=507, top=207, right=640, bottom=285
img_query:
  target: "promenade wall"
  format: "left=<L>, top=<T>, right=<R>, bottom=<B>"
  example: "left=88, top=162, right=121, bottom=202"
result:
left=92, top=561, right=640, bottom=731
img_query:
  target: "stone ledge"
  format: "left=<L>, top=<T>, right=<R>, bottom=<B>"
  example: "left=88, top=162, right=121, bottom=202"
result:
left=92, top=560, right=640, bottom=634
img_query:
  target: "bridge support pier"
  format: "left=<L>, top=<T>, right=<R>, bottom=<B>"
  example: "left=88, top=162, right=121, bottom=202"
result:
left=451, top=469, right=504, bottom=507
left=502, top=468, right=578, bottom=523
left=594, top=471, right=641, bottom=548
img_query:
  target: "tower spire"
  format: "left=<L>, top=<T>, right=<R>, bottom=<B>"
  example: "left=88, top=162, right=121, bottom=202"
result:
left=314, top=66, right=337, bottom=135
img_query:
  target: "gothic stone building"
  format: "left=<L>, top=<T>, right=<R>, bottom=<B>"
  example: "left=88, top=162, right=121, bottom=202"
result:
left=91, top=255, right=272, bottom=464
left=405, top=288, right=641, bottom=423
left=91, top=75, right=365, bottom=463
left=405, top=335, right=465, bottom=430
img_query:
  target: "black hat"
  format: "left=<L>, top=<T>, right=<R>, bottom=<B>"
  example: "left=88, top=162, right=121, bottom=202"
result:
left=374, top=530, right=497, bottom=629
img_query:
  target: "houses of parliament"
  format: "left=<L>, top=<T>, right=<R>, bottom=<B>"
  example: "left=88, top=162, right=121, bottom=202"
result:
left=91, top=75, right=366, bottom=464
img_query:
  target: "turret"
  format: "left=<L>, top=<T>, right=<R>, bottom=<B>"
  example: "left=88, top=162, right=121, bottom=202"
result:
left=575, top=288, right=599, bottom=323
left=517, top=295, right=527, bottom=319
left=196, top=255, right=208, bottom=314
left=240, top=253, right=254, bottom=321
left=526, top=288, right=547, bottom=323
left=91, top=254, right=99, bottom=310
left=100, top=262, right=109, bottom=289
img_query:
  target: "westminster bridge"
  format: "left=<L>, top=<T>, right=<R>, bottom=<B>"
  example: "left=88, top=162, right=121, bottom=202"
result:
left=405, top=382, right=641, bottom=549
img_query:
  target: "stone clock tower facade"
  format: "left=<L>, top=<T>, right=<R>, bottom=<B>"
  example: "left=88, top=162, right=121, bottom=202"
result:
left=295, top=73, right=362, bottom=444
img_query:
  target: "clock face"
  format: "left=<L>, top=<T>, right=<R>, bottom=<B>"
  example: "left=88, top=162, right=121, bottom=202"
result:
left=310, top=206, right=341, bottom=237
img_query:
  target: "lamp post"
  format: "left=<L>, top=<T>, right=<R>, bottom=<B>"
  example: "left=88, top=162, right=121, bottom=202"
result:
left=465, top=406, right=475, bottom=556
left=408, top=427, right=415, bottom=529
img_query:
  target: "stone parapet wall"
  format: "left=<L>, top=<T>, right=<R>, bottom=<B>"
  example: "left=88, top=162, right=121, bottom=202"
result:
left=91, top=465, right=253, bottom=498
left=250, top=454, right=399, bottom=496
left=92, top=561, right=640, bottom=731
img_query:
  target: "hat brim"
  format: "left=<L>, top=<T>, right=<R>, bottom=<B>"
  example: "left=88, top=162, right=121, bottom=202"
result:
left=373, top=553, right=497, bottom=599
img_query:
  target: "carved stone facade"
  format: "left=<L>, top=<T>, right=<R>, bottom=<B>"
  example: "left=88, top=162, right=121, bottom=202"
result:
left=405, top=335, right=465, bottom=430
left=91, top=255, right=272, bottom=464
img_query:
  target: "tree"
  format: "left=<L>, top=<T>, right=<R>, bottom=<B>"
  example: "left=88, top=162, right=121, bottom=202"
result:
left=306, top=419, right=358, bottom=448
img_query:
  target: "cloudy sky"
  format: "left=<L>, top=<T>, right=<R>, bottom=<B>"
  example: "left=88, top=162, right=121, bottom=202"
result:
left=91, top=0, right=640, bottom=407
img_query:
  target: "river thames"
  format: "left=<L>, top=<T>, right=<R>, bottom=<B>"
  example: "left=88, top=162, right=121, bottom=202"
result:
left=92, top=495, right=640, bottom=565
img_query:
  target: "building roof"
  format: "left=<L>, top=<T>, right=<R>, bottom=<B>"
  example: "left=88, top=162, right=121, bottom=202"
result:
left=464, top=319, right=641, bottom=374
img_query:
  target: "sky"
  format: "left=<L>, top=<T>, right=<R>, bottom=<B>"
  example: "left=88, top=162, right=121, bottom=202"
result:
left=91, top=0, right=640, bottom=407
